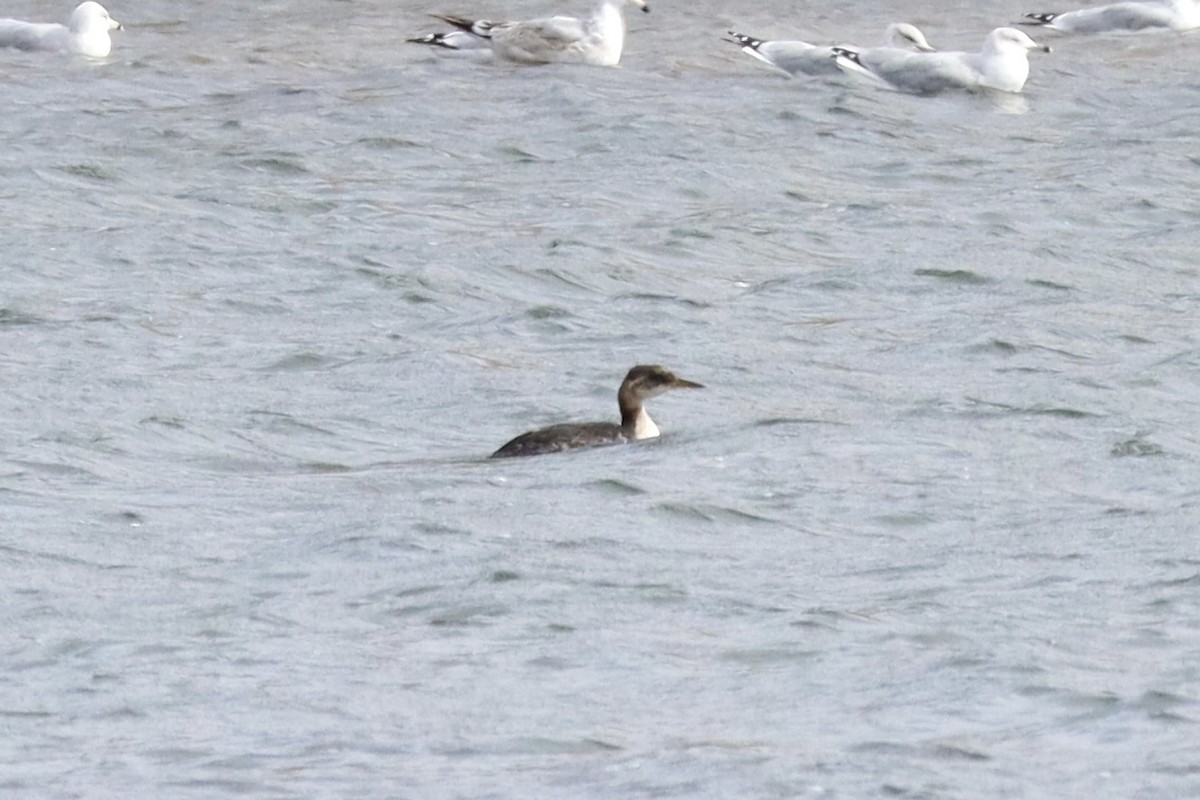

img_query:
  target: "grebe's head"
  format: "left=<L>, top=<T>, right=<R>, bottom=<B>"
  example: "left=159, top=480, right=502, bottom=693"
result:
left=621, top=365, right=704, bottom=401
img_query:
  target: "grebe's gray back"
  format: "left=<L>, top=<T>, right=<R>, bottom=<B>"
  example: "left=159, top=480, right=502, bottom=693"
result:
left=490, top=365, right=703, bottom=459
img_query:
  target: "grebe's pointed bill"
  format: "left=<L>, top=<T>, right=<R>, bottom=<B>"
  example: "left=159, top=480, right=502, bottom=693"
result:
left=671, top=376, right=704, bottom=390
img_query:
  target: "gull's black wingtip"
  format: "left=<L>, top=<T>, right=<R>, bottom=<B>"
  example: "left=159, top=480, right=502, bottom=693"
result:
left=1018, top=12, right=1058, bottom=27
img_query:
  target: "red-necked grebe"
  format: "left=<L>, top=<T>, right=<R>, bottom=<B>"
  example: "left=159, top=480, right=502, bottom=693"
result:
left=491, top=365, right=703, bottom=458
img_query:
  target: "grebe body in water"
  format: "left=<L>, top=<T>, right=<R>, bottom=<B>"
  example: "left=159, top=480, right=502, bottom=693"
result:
left=491, top=365, right=703, bottom=458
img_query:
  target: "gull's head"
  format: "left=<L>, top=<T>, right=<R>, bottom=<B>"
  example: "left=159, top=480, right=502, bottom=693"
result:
left=625, top=0, right=650, bottom=13
left=989, top=27, right=1049, bottom=53
left=886, top=23, right=936, bottom=52
left=71, top=2, right=121, bottom=33
left=621, top=365, right=704, bottom=402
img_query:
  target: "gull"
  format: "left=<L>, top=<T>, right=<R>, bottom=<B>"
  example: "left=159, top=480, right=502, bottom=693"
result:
left=833, top=27, right=1049, bottom=94
left=0, top=2, right=121, bottom=59
left=407, top=30, right=494, bottom=54
left=725, top=23, right=935, bottom=77
left=410, top=0, right=649, bottom=66
left=1019, top=0, right=1200, bottom=32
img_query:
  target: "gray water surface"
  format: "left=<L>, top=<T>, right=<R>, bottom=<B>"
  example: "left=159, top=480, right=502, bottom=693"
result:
left=2, top=0, right=1199, bottom=797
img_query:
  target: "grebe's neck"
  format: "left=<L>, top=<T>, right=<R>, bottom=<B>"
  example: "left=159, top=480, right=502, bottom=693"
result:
left=619, top=390, right=660, bottom=440
left=625, top=406, right=659, bottom=439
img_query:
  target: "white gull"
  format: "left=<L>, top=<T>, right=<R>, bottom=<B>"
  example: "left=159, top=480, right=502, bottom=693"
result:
left=833, top=27, right=1049, bottom=94
left=0, top=2, right=121, bottom=59
left=411, top=0, right=649, bottom=66
left=725, top=23, right=935, bottom=77
left=1019, top=0, right=1200, bottom=32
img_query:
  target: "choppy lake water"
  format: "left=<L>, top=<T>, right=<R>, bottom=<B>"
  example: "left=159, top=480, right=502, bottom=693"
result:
left=2, top=0, right=1199, bottom=796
